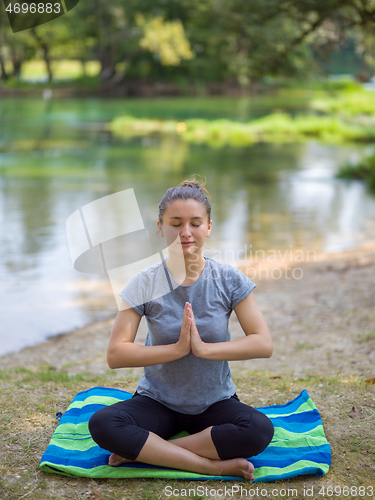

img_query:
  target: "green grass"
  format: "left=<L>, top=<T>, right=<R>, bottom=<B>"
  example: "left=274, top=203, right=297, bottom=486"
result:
left=20, top=59, right=100, bottom=80
left=1, top=60, right=101, bottom=91
left=356, top=330, right=375, bottom=344
left=2, top=366, right=374, bottom=499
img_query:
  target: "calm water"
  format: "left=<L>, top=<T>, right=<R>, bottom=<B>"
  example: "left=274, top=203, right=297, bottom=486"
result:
left=1, top=97, right=375, bottom=356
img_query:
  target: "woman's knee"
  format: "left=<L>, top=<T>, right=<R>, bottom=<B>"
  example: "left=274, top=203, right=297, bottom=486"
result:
left=213, top=411, right=274, bottom=459
left=88, top=407, right=113, bottom=445
left=237, top=411, right=274, bottom=458
left=88, top=405, right=149, bottom=460
left=248, top=412, right=274, bottom=455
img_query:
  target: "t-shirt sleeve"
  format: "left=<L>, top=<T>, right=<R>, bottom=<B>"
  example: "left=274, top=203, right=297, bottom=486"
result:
left=118, top=273, right=146, bottom=317
left=230, top=267, right=256, bottom=309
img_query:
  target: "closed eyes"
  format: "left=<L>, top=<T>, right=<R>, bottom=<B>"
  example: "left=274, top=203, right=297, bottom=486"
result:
left=172, top=224, right=201, bottom=227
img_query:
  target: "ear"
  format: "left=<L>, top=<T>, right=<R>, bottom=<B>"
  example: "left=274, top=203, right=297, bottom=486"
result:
left=157, top=220, right=164, bottom=237
left=206, top=220, right=213, bottom=237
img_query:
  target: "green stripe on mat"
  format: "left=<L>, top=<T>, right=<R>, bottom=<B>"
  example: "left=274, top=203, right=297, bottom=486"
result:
left=254, top=461, right=331, bottom=480
left=69, top=396, right=123, bottom=409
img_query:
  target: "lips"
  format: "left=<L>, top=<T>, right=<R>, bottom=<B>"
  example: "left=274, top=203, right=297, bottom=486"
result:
left=181, top=242, right=194, bottom=245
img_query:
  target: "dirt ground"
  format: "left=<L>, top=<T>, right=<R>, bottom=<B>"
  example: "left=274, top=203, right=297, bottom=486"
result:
left=1, top=241, right=374, bottom=499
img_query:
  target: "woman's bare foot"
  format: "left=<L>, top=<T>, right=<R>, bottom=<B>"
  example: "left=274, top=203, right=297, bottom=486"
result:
left=109, top=452, right=254, bottom=481
left=108, top=453, right=134, bottom=466
left=213, top=458, right=255, bottom=481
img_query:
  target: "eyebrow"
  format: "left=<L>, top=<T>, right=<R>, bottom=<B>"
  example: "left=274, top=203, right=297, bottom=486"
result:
left=168, top=216, right=204, bottom=220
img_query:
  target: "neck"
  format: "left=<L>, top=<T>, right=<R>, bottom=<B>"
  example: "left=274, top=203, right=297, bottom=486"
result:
left=165, top=252, right=206, bottom=283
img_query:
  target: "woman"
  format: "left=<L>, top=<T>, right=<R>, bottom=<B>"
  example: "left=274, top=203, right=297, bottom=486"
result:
left=89, top=176, right=274, bottom=481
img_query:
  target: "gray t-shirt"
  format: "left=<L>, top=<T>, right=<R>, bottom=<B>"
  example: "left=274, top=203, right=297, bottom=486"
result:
left=119, top=256, right=256, bottom=414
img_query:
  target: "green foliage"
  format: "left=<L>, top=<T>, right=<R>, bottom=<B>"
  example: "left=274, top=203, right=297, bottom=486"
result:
left=1, top=0, right=375, bottom=87
left=312, top=91, right=375, bottom=117
left=110, top=111, right=375, bottom=147
left=337, top=152, right=375, bottom=191
left=136, top=14, right=194, bottom=65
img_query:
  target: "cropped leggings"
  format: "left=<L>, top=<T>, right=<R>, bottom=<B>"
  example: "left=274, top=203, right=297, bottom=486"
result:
left=88, top=392, right=274, bottom=461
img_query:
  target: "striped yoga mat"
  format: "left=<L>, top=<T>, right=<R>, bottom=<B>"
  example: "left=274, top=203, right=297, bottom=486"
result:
left=40, top=388, right=331, bottom=482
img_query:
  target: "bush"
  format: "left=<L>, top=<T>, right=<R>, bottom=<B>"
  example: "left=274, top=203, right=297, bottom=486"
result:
left=337, top=153, right=375, bottom=192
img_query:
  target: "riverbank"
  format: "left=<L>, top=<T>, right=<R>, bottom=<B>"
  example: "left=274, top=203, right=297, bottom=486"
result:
left=2, top=239, right=375, bottom=377
left=0, top=79, right=263, bottom=99
left=0, top=241, right=374, bottom=499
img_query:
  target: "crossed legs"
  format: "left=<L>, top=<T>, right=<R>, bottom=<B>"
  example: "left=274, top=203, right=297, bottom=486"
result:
left=89, top=394, right=274, bottom=481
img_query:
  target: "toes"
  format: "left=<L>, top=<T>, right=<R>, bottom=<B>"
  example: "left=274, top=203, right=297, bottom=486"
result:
left=245, top=461, right=255, bottom=481
left=108, top=453, right=121, bottom=466
left=109, top=459, right=123, bottom=467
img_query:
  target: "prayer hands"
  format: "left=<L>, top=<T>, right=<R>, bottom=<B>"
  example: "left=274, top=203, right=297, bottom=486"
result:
left=188, top=303, right=207, bottom=358
left=175, top=302, right=192, bottom=357
left=176, top=302, right=206, bottom=358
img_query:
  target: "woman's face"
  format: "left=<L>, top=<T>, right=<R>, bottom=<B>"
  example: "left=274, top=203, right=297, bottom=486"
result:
left=158, top=199, right=212, bottom=257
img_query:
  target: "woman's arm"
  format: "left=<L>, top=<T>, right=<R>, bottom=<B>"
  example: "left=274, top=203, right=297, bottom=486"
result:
left=189, top=293, right=273, bottom=361
left=107, top=300, right=192, bottom=369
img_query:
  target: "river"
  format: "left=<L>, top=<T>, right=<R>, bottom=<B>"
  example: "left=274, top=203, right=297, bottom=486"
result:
left=1, top=96, right=375, bottom=355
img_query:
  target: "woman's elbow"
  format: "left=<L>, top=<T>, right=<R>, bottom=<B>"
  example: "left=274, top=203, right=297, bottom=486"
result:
left=107, top=354, right=116, bottom=370
left=107, top=347, right=120, bottom=369
left=107, top=342, right=133, bottom=369
left=261, top=334, right=273, bottom=358
left=265, top=341, right=273, bottom=358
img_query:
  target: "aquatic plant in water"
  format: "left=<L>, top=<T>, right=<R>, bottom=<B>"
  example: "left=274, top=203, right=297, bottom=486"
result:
left=110, top=112, right=375, bottom=147
left=337, top=153, right=375, bottom=192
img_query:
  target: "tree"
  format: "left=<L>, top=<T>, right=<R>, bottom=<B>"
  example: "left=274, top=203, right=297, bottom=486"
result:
left=0, top=7, right=36, bottom=81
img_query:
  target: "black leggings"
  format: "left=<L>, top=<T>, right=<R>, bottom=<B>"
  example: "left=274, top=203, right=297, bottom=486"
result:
left=88, top=392, right=274, bottom=461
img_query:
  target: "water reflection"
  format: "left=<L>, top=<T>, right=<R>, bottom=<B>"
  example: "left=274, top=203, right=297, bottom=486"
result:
left=0, top=98, right=375, bottom=355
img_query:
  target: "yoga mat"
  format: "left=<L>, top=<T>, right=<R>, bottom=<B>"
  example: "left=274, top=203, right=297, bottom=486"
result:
left=40, top=388, right=331, bottom=482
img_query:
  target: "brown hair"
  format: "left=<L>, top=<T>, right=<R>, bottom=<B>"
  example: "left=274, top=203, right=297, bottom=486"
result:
left=158, top=175, right=211, bottom=226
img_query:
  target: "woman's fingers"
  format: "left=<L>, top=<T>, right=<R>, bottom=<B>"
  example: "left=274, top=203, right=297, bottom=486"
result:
left=183, top=302, right=191, bottom=330
left=188, top=304, right=195, bottom=322
left=185, top=302, right=192, bottom=322
left=176, top=302, right=192, bottom=357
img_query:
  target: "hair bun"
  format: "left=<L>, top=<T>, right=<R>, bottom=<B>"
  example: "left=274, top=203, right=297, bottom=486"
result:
left=180, top=176, right=210, bottom=199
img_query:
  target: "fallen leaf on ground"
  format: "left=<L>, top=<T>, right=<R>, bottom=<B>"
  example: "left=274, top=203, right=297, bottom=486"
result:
left=348, top=406, right=364, bottom=419
left=365, top=377, right=375, bottom=384
left=86, top=490, right=101, bottom=499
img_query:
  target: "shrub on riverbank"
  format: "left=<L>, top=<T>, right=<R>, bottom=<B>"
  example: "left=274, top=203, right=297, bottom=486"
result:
left=110, top=112, right=375, bottom=147
left=337, top=152, right=375, bottom=191
left=311, top=90, right=375, bottom=117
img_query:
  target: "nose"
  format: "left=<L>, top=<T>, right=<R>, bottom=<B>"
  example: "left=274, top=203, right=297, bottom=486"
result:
left=180, top=223, right=192, bottom=238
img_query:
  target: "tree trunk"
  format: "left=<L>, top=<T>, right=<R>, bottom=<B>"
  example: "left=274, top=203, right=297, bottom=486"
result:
left=80, top=59, right=86, bottom=78
left=0, top=54, right=8, bottom=80
left=11, top=48, right=22, bottom=79
left=98, top=43, right=116, bottom=83
left=94, top=0, right=116, bottom=83
left=31, top=28, right=53, bottom=83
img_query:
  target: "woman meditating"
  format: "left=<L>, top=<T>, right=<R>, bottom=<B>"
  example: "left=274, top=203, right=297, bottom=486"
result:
left=89, top=176, right=274, bottom=481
